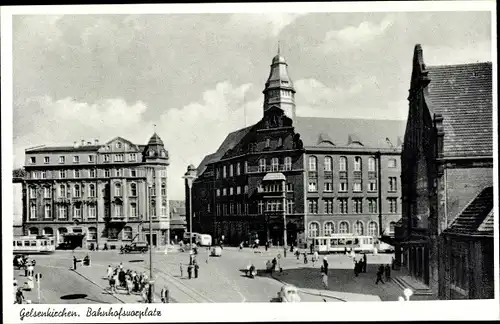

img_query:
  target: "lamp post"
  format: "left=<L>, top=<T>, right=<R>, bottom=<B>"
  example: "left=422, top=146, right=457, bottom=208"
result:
left=147, top=184, right=155, bottom=303
left=183, top=168, right=197, bottom=249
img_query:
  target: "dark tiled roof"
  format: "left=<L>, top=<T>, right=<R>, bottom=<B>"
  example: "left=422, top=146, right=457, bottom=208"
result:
left=196, top=126, right=253, bottom=175
left=425, top=62, right=493, bottom=158
left=477, top=210, right=494, bottom=233
left=445, top=186, right=493, bottom=236
left=170, top=219, right=187, bottom=226
left=294, top=117, right=406, bottom=149
left=147, top=133, right=164, bottom=146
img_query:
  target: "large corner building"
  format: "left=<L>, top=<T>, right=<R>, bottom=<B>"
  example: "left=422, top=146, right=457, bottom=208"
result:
left=21, top=134, right=170, bottom=249
left=187, top=53, right=406, bottom=246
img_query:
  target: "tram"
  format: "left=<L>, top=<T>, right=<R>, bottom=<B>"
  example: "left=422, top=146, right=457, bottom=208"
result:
left=308, top=234, right=376, bottom=254
left=13, top=235, right=56, bottom=254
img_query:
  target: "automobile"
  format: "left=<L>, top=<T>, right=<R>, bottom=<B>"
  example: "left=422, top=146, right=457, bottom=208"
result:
left=276, top=285, right=301, bottom=302
left=210, top=246, right=222, bottom=257
left=376, top=242, right=395, bottom=253
left=121, top=242, right=149, bottom=254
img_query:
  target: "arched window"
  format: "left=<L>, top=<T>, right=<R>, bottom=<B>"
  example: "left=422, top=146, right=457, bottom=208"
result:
left=368, top=157, right=376, bottom=172
left=161, top=183, right=166, bottom=196
left=308, top=156, right=317, bottom=171
left=114, top=183, right=122, bottom=197
left=122, top=226, right=133, bottom=241
left=59, top=185, right=66, bottom=197
left=161, top=201, right=167, bottom=216
left=308, top=222, right=320, bottom=238
left=28, top=227, right=39, bottom=236
left=89, top=184, right=96, bottom=197
left=324, top=222, right=335, bottom=236
left=271, top=157, right=279, bottom=171
left=389, top=222, right=396, bottom=235
left=130, top=183, right=137, bottom=196
left=354, top=220, right=364, bottom=235
left=278, top=138, right=283, bottom=147
left=339, top=156, right=347, bottom=172
left=57, top=227, right=68, bottom=243
left=339, top=221, right=349, bottom=234
left=88, top=227, right=97, bottom=241
left=236, top=162, right=241, bottom=175
left=74, top=184, right=81, bottom=197
left=324, top=156, right=333, bottom=172
left=368, top=221, right=378, bottom=237
left=284, top=157, right=292, bottom=171
left=43, top=227, right=53, bottom=236
left=354, top=156, right=362, bottom=172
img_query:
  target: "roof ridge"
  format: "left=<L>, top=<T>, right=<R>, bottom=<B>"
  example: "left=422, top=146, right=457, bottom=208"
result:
left=296, top=116, right=406, bottom=122
left=427, top=62, right=492, bottom=69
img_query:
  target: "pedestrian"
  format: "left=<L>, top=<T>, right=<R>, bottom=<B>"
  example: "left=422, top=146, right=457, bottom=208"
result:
left=239, top=242, right=243, bottom=251
left=320, top=265, right=328, bottom=289
left=376, top=265, right=385, bottom=284
left=295, top=249, right=300, bottom=260
left=354, top=260, right=359, bottom=277
left=119, top=268, right=126, bottom=288
left=272, top=257, right=277, bottom=271
left=363, top=253, right=368, bottom=273
left=126, top=276, right=133, bottom=295
left=15, top=287, right=24, bottom=304
left=194, top=263, right=199, bottom=278
left=303, top=252, right=308, bottom=264
left=313, top=251, right=319, bottom=267
left=107, top=265, right=113, bottom=279
left=27, top=263, right=34, bottom=277
left=73, top=256, right=78, bottom=270
left=391, top=257, right=396, bottom=270
left=344, top=247, right=348, bottom=255
left=384, top=264, right=391, bottom=281
left=180, top=263, right=183, bottom=278
left=161, top=286, right=170, bottom=303
left=141, top=284, right=149, bottom=302
left=187, top=264, right=193, bottom=279
left=109, top=275, right=117, bottom=294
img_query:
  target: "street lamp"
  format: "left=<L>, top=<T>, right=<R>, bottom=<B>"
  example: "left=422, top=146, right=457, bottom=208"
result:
left=147, top=184, right=155, bottom=303
left=183, top=167, right=197, bottom=249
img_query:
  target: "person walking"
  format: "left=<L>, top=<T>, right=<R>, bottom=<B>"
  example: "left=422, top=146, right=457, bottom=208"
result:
left=323, top=257, right=329, bottom=275
left=295, top=249, right=300, bottom=260
left=15, top=287, right=25, bottom=304
left=179, top=263, right=184, bottom=278
left=73, top=256, right=78, bottom=270
left=376, top=265, right=385, bottom=285
left=187, top=263, right=193, bottom=279
left=239, top=242, right=243, bottom=251
left=27, top=262, right=34, bottom=277
left=320, top=265, right=328, bottom=289
left=354, top=260, right=359, bottom=277
left=363, top=253, right=368, bottom=273
left=109, top=274, right=117, bottom=294
left=161, top=286, right=170, bottom=303
left=303, top=252, right=308, bottom=264
left=384, top=264, right=391, bottom=281
left=313, top=251, right=319, bottom=267
left=107, top=265, right=113, bottom=279
left=194, top=263, right=199, bottom=279
left=126, top=276, right=133, bottom=295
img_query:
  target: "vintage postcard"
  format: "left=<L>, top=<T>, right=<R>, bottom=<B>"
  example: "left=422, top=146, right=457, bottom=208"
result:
left=1, top=1, right=498, bottom=323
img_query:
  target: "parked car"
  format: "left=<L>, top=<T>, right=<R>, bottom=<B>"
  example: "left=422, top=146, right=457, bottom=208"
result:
left=121, top=242, right=149, bottom=254
left=276, top=285, right=301, bottom=302
left=211, top=246, right=222, bottom=257
left=376, top=242, right=395, bottom=253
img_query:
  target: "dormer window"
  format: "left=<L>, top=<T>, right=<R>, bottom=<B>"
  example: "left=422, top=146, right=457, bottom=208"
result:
left=116, top=142, right=122, bottom=149
left=149, top=150, right=155, bottom=157
left=30, top=157, right=36, bottom=164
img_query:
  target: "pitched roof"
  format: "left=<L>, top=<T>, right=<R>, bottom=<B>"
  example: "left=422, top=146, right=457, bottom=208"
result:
left=26, top=145, right=102, bottom=153
left=445, top=186, right=493, bottom=237
left=425, top=62, right=493, bottom=157
left=196, top=126, right=253, bottom=175
left=477, top=210, right=494, bottom=233
left=294, top=117, right=406, bottom=150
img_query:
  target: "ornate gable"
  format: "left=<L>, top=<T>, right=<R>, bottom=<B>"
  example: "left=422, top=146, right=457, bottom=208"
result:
left=261, top=106, right=293, bottom=130
left=98, top=137, right=140, bottom=153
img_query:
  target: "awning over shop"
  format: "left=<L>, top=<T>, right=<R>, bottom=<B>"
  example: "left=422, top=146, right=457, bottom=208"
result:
left=263, top=172, right=286, bottom=181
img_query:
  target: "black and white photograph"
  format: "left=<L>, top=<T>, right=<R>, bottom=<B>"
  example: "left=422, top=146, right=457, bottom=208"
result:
left=2, top=1, right=498, bottom=323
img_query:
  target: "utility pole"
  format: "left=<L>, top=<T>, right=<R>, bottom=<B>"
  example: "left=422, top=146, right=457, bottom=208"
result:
left=376, top=151, right=383, bottom=237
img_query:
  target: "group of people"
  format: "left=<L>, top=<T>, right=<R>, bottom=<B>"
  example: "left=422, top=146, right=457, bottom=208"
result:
left=106, top=263, right=152, bottom=301
left=181, top=255, right=200, bottom=279
left=353, top=253, right=368, bottom=276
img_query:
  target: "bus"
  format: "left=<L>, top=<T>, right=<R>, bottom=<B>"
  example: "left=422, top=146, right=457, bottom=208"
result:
left=308, top=234, right=376, bottom=254
left=13, top=235, right=56, bottom=254
left=196, top=234, right=212, bottom=247
left=183, top=232, right=200, bottom=244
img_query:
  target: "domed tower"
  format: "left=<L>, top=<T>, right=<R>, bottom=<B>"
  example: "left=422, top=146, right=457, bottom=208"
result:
left=143, top=132, right=170, bottom=247
left=263, top=49, right=296, bottom=120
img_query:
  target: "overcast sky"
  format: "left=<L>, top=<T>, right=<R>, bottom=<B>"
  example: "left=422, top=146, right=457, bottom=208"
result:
left=11, top=10, right=492, bottom=200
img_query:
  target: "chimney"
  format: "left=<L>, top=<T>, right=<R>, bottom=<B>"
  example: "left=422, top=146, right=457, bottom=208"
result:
left=87, top=141, right=92, bottom=145
left=81, top=139, right=85, bottom=146
left=94, top=139, right=99, bottom=145
left=73, top=141, right=78, bottom=148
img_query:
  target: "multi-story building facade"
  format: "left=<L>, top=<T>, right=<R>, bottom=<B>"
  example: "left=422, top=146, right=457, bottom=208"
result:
left=187, top=52, right=406, bottom=246
left=396, top=45, right=493, bottom=299
left=20, top=134, right=170, bottom=249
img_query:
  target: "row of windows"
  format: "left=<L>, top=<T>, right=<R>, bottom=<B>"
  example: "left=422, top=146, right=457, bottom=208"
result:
left=30, top=168, right=139, bottom=180
left=29, top=153, right=138, bottom=165
left=307, top=221, right=397, bottom=237
left=307, top=177, right=398, bottom=192
left=307, top=156, right=397, bottom=172
left=216, top=185, right=249, bottom=197
left=26, top=226, right=135, bottom=242
left=29, top=182, right=147, bottom=199
left=28, top=202, right=167, bottom=220
left=216, top=157, right=294, bottom=179
left=307, top=198, right=398, bottom=214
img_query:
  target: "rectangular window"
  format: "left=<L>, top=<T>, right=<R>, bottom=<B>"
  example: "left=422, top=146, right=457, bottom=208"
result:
left=236, top=186, right=241, bottom=194
left=286, top=199, right=295, bottom=214
left=32, top=171, right=39, bottom=179
left=216, top=204, right=221, bottom=216
left=223, top=204, right=228, bottom=216
left=44, top=205, right=52, bottom=219
left=58, top=205, right=67, bottom=219
left=115, top=205, right=123, bottom=217
left=388, top=159, right=397, bottom=168
left=216, top=189, right=221, bottom=197
left=88, top=205, right=96, bottom=219
left=271, top=158, right=279, bottom=171
left=229, top=164, right=234, bottom=177
left=223, top=166, right=227, bottom=178
left=74, top=169, right=80, bottom=178
left=236, top=163, right=241, bottom=175
left=223, top=188, right=227, bottom=196
left=89, top=169, right=96, bottom=178
left=44, top=187, right=51, bottom=198
left=103, top=155, right=110, bottom=162
left=59, top=156, right=65, bottom=164
left=116, top=169, right=122, bottom=177
left=244, top=161, right=248, bottom=174
left=368, top=198, right=378, bottom=213
left=216, top=168, right=220, bottom=179
left=59, top=170, right=66, bottom=179
left=324, top=181, right=333, bottom=192
left=307, top=199, right=318, bottom=214
left=339, top=181, right=348, bottom=192
left=40, top=171, right=47, bottom=179
left=259, top=159, right=266, bottom=172
left=389, top=177, right=397, bottom=192
left=353, top=198, right=363, bottom=213
left=104, top=169, right=110, bottom=178
left=284, top=157, right=292, bottom=171
left=30, top=204, right=37, bottom=219
left=30, top=187, right=36, bottom=199
left=308, top=180, right=317, bottom=192
left=286, top=183, right=294, bottom=192
left=324, top=198, right=334, bottom=214
left=129, top=153, right=136, bottom=161
left=130, top=169, right=137, bottom=177
left=353, top=183, right=362, bottom=192
left=44, top=156, right=50, bottom=164
left=338, top=198, right=348, bottom=214
left=229, top=187, right=234, bottom=195
left=258, top=201, right=264, bottom=214
left=368, top=181, right=377, bottom=192
left=388, top=198, right=398, bottom=213
left=88, top=155, right=94, bottom=163
left=229, top=203, right=234, bottom=214
left=73, top=156, right=79, bottom=163
left=115, top=154, right=124, bottom=162
left=244, top=185, right=249, bottom=194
